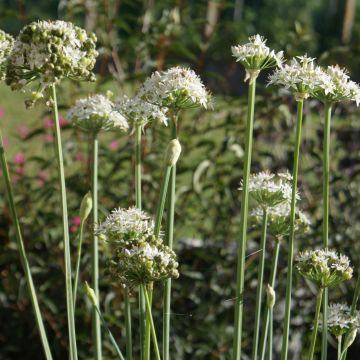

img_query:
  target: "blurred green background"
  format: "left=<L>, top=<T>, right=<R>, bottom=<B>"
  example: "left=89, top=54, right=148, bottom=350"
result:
left=1, top=0, right=360, bottom=359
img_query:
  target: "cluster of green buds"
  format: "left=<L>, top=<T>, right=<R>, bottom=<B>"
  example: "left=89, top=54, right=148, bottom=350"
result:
left=295, top=249, right=353, bottom=288
left=0, top=29, right=14, bottom=80
left=6, top=20, right=98, bottom=107
left=96, top=207, right=179, bottom=288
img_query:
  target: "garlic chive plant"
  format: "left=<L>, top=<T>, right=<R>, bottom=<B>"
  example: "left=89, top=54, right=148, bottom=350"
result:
left=139, top=66, right=210, bottom=360
left=115, top=93, right=167, bottom=360
left=295, top=249, right=353, bottom=359
left=0, top=30, right=13, bottom=80
left=231, top=35, right=283, bottom=360
left=312, top=65, right=360, bottom=359
left=67, top=93, right=129, bottom=359
left=5, top=20, right=98, bottom=360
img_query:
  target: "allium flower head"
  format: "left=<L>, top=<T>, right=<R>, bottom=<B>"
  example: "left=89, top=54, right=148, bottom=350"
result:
left=67, top=94, right=129, bottom=133
left=96, top=207, right=155, bottom=247
left=107, top=242, right=179, bottom=287
left=231, top=34, right=284, bottom=82
left=319, top=303, right=360, bottom=337
left=268, top=55, right=323, bottom=100
left=295, top=249, right=353, bottom=288
left=0, top=30, right=14, bottom=80
left=313, top=65, right=360, bottom=105
left=240, top=171, right=295, bottom=208
left=115, top=94, right=168, bottom=128
left=138, top=66, right=211, bottom=110
left=6, top=20, right=98, bottom=106
left=251, top=203, right=310, bottom=238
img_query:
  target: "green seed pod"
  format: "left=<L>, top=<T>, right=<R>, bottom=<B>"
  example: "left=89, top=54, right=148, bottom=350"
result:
left=80, top=191, right=92, bottom=222
left=165, top=139, right=181, bottom=166
left=84, top=281, right=97, bottom=306
left=266, top=284, right=276, bottom=308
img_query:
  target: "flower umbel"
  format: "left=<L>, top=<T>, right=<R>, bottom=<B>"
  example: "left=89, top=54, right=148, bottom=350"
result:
left=138, top=66, right=211, bottom=110
left=67, top=94, right=129, bottom=133
left=115, top=94, right=168, bottom=128
left=0, top=30, right=14, bottom=80
left=231, top=34, right=283, bottom=82
left=6, top=20, right=98, bottom=106
left=295, top=249, right=353, bottom=288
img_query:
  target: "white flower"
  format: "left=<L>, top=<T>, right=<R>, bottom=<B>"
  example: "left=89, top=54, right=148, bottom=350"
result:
left=67, top=94, right=129, bottom=133
left=138, top=66, right=211, bottom=109
left=295, top=249, right=353, bottom=288
left=6, top=20, right=98, bottom=106
left=313, top=65, right=360, bottom=105
left=268, top=55, right=324, bottom=99
left=96, top=207, right=155, bottom=246
left=115, top=94, right=168, bottom=128
left=240, top=171, right=296, bottom=208
left=0, top=30, right=14, bottom=80
left=231, top=34, right=284, bottom=82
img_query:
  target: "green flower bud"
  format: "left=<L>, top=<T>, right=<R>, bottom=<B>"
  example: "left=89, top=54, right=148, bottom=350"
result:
left=84, top=281, right=98, bottom=306
left=165, top=139, right=181, bottom=166
left=80, top=191, right=92, bottom=222
left=343, top=327, right=357, bottom=352
left=266, top=284, right=276, bottom=308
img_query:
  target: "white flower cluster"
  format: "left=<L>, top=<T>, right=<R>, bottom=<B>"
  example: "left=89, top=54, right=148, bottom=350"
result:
left=313, top=65, right=360, bottom=105
left=67, top=94, right=129, bottom=133
left=231, top=34, right=283, bottom=82
left=240, top=171, right=295, bottom=208
left=98, top=207, right=179, bottom=287
left=96, top=207, right=154, bottom=246
left=295, top=249, right=353, bottom=288
left=251, top=202, right=310, bottom=238
left=115, top=94, right=168, bottom=128
left=6, top=20, right=98, bottom=106
left=0, top=30, right=14, bottom=80
left=319, top=303, right=360, bottom=337
left=268, top=55, right=324, bottom=100
left=138, top=66, right=211, bottom=110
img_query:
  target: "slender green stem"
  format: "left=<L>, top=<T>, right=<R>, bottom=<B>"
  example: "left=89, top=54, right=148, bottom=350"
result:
left=73, top=220, right=85, bottom=309
left=93, top=304, right=125, bottom=360
left=267, top=307, right=273, bottom=360
left=163, top=117, right=178, bottom=360
left=135, top=124, right=143, bottom=360
left=51, top=84, right=77, bottom=360
left=308, top=288, right=324, bottom=360
left=321, top=102, right=332, bottom=360
left=124, top=289, right=132, bottom=360
left=337, top=336, right=342, bottom=360
left=233, top=78, right=257, bottom=360
left=91, top=133, right=102, bottom=360
left=145, top=284, right=153, bottom=360
left=281, top=99, right=304, bottom=360
left=259, top=239, right=281, bottom=359
left=252, top=208, right=268, bottom=360
left=0, top=129, right=53, bottom=360
left=143, top=285, right=161, bottom=360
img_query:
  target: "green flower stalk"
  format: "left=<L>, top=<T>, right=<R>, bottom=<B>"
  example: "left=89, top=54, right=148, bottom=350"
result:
left=0, top=129, right=53, bottom=360
left=67, top=93, right=129, bottom=359
left=311, top=64, right=360, bottom=359
left=265, top=284, right=276, bottom=360
left=139, top=66, right=210, bottom=360
left=231, top=35, right=283, bottom=360
left=73, top=191, right=92, bottom=309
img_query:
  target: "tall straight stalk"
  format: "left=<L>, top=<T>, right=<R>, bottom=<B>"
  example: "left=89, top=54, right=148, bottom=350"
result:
left=135, top=124, right=143, bottom=360
left=51, top=84, right=78, bottom=360
left=0, top=129, right=53, bottom=360
left=233, top=78, right=257, bottom=360
left=251, top=208, right=268, bottom=359
left=259, top=239, right=281, bottom=359
left=281, top=99, right=304, bottom=360
left=73, top=219, right=85, bottom=309
left=163, top=116, right=178, bottom=360
left=267, top=306, right=273, bottom=360
left=321, top=102, right=332, bottom=360
left=91, top=133, right=102, bottom=359
left=308, top=288, right=324, bottom=360
left=337, top=336, right=342, bottom=360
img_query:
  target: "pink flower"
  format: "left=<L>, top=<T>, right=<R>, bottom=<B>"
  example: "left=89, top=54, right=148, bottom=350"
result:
left=2, top=137, right=10, bottom=148
left=59, top=116, right=68, bottom=127
left=43, top=133, right=54, bottom=143
left=0, top=109, right=5, bottom=119
left=43, top=117, right=54, bottom=129
left=18, top=126, right=30, bottom=139
left=75, top=152, right=84, bottom=162
left=72, top=216, right=81, bottom=226
left=14, top=153, right=26, bottom=165
left=37, top=171, right=49, bottom=187
left=12, top=175, right=20, bottom=184
left=110, top=140, right=120, bottom=151
left=15, top=167, right=25, bottom=176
